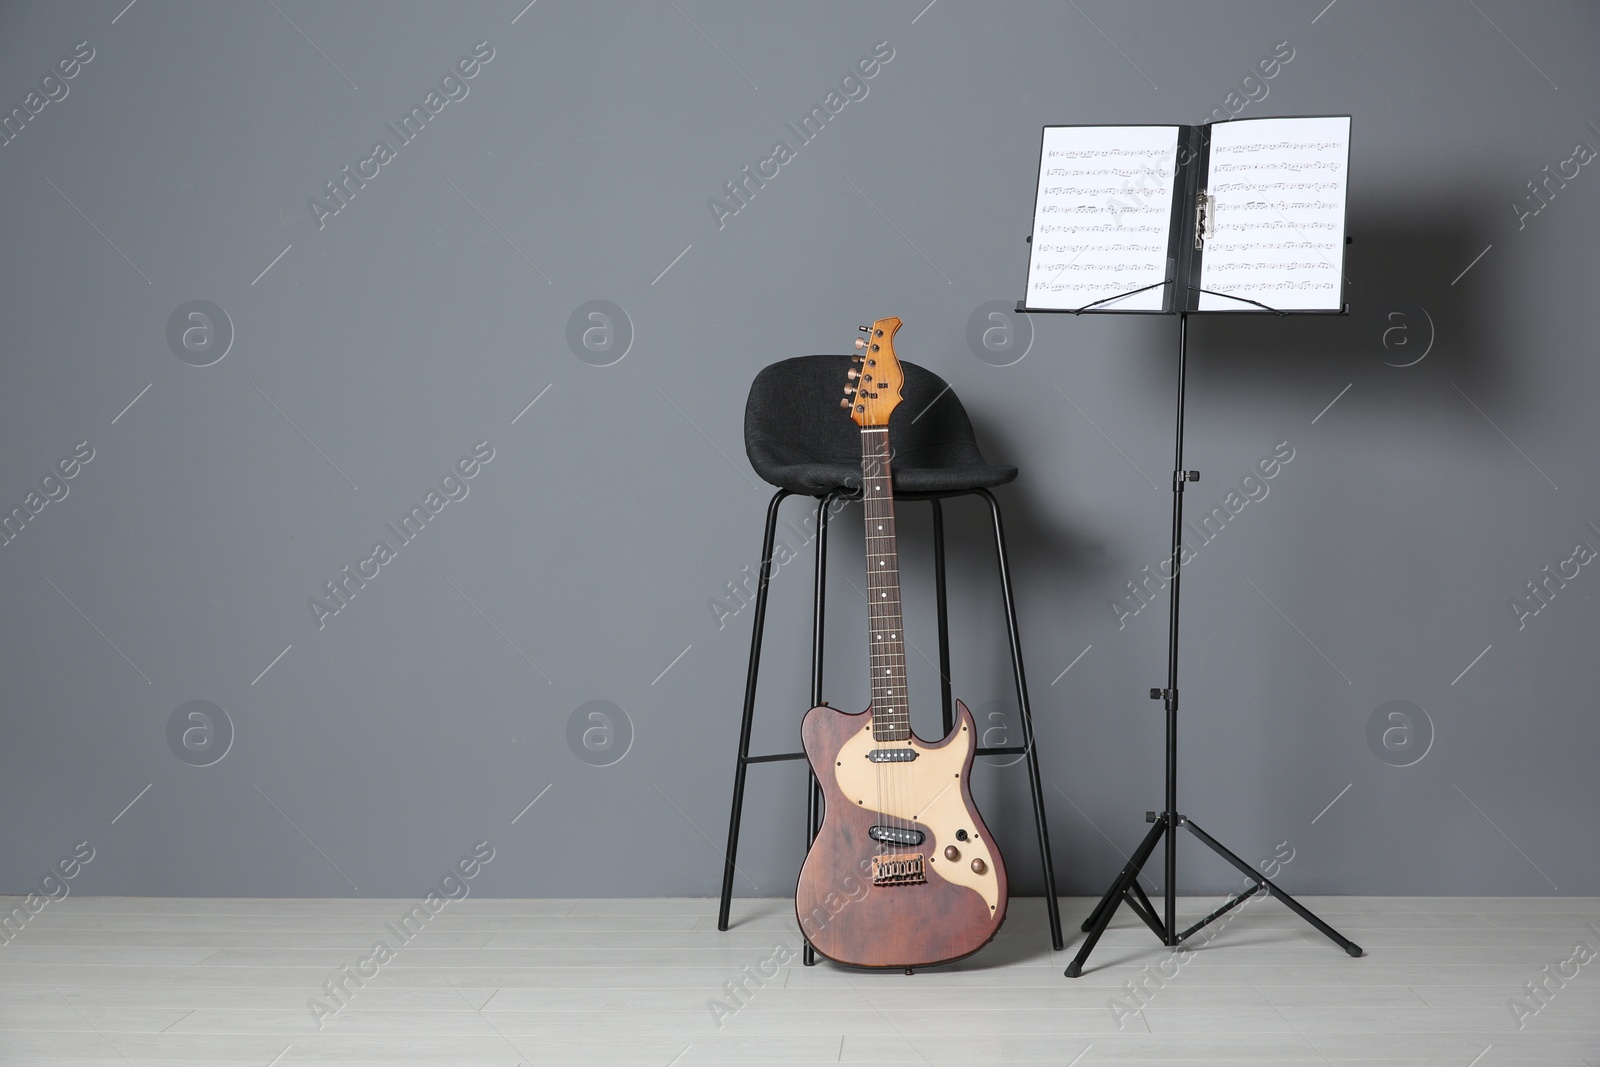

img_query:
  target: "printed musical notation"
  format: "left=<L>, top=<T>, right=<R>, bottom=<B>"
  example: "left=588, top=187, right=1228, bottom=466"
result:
left=1023, top=117, right=1351, bottom=314
left=1197, top=116, right=1350, bottom=311
left=1025, top=126, right=1179, bottom=312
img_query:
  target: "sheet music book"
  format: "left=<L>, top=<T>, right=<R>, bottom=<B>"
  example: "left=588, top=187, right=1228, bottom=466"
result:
left=1019, top=115, right=1351, bottom=314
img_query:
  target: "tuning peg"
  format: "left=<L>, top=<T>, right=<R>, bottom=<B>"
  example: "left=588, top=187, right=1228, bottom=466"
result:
left=847, top=369, right=860, bottom=380
left=858, top=325, right=870, bottom=333
left=840, top=397, right=852, bottom=409
left=844, top=385, right=856, bottom=397
left=854, top=338, right=867, bottom=350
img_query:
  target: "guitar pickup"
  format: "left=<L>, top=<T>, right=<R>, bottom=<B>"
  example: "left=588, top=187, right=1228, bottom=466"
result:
left=867, top=748, right=919, bottom=763
left=871, top=852, right=926, bottom=886
left=869, top=825, right=925, bottom=847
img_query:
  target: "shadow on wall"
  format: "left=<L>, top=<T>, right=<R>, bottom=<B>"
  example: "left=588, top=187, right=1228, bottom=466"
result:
left=1118, top=202, right=1503, bottom=414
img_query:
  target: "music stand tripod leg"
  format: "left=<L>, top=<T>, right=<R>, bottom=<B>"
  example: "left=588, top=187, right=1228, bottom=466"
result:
left=1182, top=819, right=1364, bottom=957
left=1080, top=818, right=1160, bottom=934
left=1124, top=879, right=1168, bottom=943
left=1079, top=863, right=1126, bottom=934
left=1065, top=815, right=1168, bottom=978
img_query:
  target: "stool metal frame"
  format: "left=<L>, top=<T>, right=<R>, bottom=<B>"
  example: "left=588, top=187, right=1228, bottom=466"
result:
left=716, top=484, right=1064, bottom=965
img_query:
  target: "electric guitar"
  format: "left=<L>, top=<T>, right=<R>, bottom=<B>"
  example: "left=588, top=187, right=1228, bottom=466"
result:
left=794, top=316, right=1008, bottom=969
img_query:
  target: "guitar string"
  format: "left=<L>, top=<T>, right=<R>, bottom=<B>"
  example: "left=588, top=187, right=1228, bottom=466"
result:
left=878, top=431, right=900, bottom=856
left=872, top=425, right=926, bottom=874
left=865, top=426, right=888, bottom=869
left=864, top=425, right=908, bottom=868
left=888, top=438, right=909, bottom=864
left=863, top=426, right=889, bottom=867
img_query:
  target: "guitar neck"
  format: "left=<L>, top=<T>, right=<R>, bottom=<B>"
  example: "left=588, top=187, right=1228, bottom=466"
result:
left=860, top=427, right=909, bottom=742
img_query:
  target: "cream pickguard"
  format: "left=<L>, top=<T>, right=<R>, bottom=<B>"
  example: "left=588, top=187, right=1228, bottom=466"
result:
left=832, top=713, right=1001, bottom=913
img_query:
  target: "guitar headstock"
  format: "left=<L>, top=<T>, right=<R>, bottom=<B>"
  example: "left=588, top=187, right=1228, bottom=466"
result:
left=841, top=316, right=904, bottom=427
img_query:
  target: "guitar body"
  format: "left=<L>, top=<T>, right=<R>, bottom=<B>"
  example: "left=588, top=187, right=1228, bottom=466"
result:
left=796, top=698, right=1008, bottom=968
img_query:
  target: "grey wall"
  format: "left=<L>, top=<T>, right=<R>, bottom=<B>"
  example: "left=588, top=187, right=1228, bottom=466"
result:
left=2, top=0, right=1596, bottom=901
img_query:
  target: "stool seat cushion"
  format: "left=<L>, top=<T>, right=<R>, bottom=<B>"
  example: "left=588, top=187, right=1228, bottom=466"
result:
left=744, top=355, right=1017, bottom=497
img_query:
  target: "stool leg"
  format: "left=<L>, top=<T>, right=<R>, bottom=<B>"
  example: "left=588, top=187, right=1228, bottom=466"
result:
left=803, top=493, right=836, bottom=966
left=718, top=489, right=789, bottom=932
left=931, top=499, right=955, bottom=737
left=979, top=489, right=1065, bottom=951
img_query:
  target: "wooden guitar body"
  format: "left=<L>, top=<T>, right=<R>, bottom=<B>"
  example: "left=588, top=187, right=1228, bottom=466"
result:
left=796, top=698, right=1008, bottom=968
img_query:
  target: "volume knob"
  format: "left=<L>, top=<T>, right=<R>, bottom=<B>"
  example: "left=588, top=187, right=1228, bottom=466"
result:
left=970, top=858, right=987, bottom=875
left=944, top=845, right=960, bottom=861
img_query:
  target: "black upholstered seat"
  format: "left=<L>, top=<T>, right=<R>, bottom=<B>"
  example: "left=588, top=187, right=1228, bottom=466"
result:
left=744, top=355, right=1017, bottom=496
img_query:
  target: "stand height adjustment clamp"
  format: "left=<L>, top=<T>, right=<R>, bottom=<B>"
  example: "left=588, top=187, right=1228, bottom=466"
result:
left=1149, top=688, right=1176, bottom=701
left=1172, top=470, right=1199, bottom=490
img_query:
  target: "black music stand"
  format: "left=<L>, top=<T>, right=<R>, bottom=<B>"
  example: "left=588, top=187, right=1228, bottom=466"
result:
left=1039, top=288, right=1363, bottom=976
left=1017, top=116, right=1364, bottom=976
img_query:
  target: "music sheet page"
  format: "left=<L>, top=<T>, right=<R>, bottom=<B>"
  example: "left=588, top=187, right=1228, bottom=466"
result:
left=1025, top=125, right=1178, bottom=312
left=1197, top=115, right=1350, bottom=311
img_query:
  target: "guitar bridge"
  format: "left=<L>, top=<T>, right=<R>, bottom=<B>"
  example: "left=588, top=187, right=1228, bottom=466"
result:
left=871, top=852, right=926, bottom=886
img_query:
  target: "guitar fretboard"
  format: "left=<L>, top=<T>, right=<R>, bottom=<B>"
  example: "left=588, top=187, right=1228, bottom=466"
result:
left=860, top=428, right=909, bottom=742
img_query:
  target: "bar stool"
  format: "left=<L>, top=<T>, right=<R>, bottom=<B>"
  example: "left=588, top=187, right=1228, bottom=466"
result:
left=716, top=354, right=1063, bottom=963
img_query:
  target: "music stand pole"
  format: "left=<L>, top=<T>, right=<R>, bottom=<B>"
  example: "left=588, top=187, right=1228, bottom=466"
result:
left=1064, top=310, right=1364, bottom=977
left=1161, top=309, right=1188, bottom=944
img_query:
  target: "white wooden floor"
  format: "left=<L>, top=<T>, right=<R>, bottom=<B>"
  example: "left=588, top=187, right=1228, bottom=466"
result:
left=0, top=894, right=1596, bottom=1065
